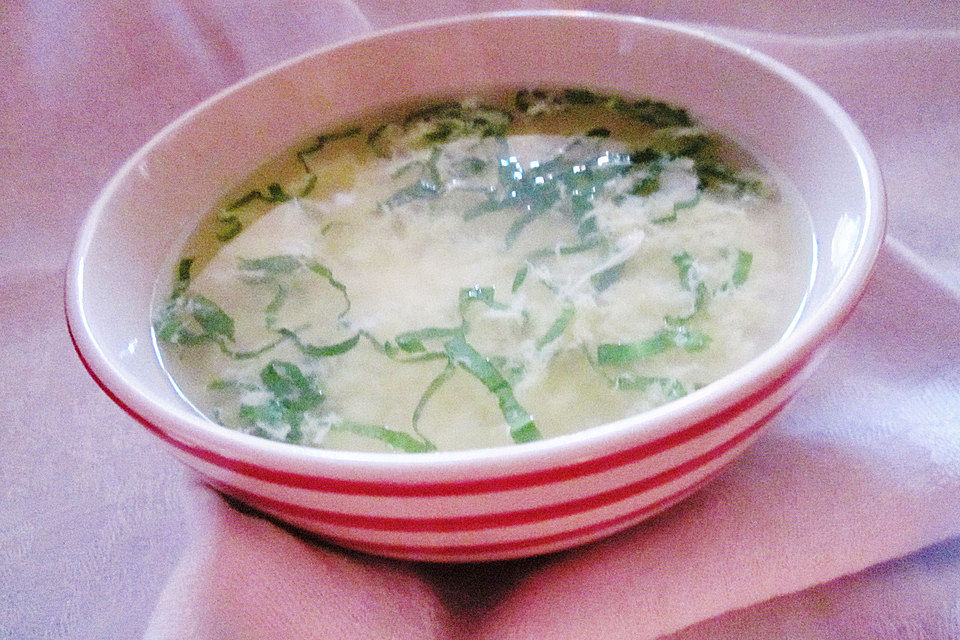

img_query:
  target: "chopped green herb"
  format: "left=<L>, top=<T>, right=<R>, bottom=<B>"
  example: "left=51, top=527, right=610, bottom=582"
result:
left=375, top=102, right=511, bottom=152
left=731, top=250, right=753, bottom=287
left=238, top=359, right=326, bottom=443
left=177, top=258, right=193, bottom=284
left=631, top=162, right=663, bottom=196
left=650, top=209, right=677, bottom=224
left=154, top=293, right=235, bottom=347
left=525, top=239, right=601, bottom=263
left=385, top=180, right=439, bottom=207
left=455, top=157, right=487, bottom=175
left=597, top=332, right=673, bottom=364
left=591, top=262, right=626, bottom=293
left=504, top=209, right=543, bottom=248
left=264, top=285, right=287, bottom=329
left=235, top=255, right=350, bottom=318
left=673, top=250, right=710, bottom=312
left=511, top=264, right=529, bottom=293
left=359, top=330, right=448, bottom=364
left=329, top=421, right=436, bottom=453
left=630, top=147, right=662, bottom=165
left=695, top=161, right=764, bottom=196
left=295, top=126, right=362, bottom=173
left=423, top=120, right=456, bottom=143
left=260, top=360, right=323, bottom=411
left=464, top=196, right=506, bottom=220
left=394, top=327, right=463, bottom=353
left=665, top=320, right=712, bottom=351
left=384, top=148, right=443, bottom=207
left=172, top=258, right=194, bottom=297
left=279, top=329, right=360, bottom=358
left=536, top=302, right=574, bottom=349
left=459, top=286, right=509, bottom=317
left=266, top=183, right=289, bottom=202
left=412, top=360, right=456, bottom=435
left=238, top=402, right=284, bottom=428
left=207, top=378, right=257, bottom=391
left=597, top=322, right=710, bottom=365
left=215, top=215, right=243, bottom=241
left=489, top=356, right=526, bottom=385
left=514, top=90, right=533, bottom=112
left=613, top=374, right=687, bottom=400
left=564, top=89, right=599, bottom=104
left=673, top=192, right=701, bottom=211
left=238, top=255, right=303, bottom=275
left=514, top=88, right=598, bottom=114
left=219, top=335, right=287, bottom=360
left=443, top=334, right=541, bottom=443
left=609, top=97, right=693, bottom=128
left=651, top=131, right=713, bottom=158
left=298, top=174, right=318, bottom=198
left=514, top=89, right=558, bottom=114
left=225, top=183, right=291, bottom=211
left=225, top=191, right=261, bottom=211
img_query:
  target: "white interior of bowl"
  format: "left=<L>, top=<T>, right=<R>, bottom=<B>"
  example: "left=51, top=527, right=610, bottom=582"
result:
left=67, top=11, right=884, bottom=471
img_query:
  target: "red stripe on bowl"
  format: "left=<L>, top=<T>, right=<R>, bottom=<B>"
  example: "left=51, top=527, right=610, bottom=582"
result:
left=210, top=396, right=789, bottom=534
left=286, top=469, right=721, bottom=559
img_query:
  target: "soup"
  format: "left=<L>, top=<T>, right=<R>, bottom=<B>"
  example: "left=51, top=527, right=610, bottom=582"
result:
left=153, top=89, right=811, bottom=452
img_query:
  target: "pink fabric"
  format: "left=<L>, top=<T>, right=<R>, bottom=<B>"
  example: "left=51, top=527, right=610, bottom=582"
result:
left=4, top=1, right=960, bottom=638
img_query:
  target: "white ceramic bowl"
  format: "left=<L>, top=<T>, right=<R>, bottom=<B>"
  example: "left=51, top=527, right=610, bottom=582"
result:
left=66, top=11, right=885, bottom=562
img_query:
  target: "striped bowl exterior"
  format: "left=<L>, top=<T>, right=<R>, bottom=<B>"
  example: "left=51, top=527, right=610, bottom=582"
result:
left=71, top=316, right=814, bottom=561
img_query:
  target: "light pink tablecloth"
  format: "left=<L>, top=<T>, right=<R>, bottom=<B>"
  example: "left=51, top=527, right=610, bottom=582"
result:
left=3, top=2, right=960, bottom=638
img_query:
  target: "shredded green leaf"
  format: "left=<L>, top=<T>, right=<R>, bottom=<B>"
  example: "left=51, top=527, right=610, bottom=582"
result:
left=225, top=191, right=260, bottom=211
left=219, top=335, right=287, bottom=360
left=608, top=97, right=693, bottom=128
left=394, top=327, right=462, bottom=353
left=237, top=255, right=351, bottom=319
left=536, top=302, right=574, bottom=349
left=412, top=360, right=456, bottom=436
left=215, top=215, right=243, bottom=241
left=731, top=249, right=753, bottom=287
left=511, top=264, right=529, bottom=293
left=264, top=285, right=287, bottom=329
left=279, top=329, right=360, bottom=358
left=226, top=183, right=291, bottom=211
left=329, top=421, right=436, bottom=453
left=298, top=174, right=318, bottom=198
left=238, top=360, right=325, bottom=443
left=360, top=330, right=448, bottom=364
left=613, top=374, right=687, bottom=400
left=296, top=126, right=362, bottom=173
left=459, top=286, right=509, bottom=317
left=172, top=258, right=193, bottom=297
left=154, top=293, right=235, bottom=346
left=597, top=323, right=710, bottom=365
left=591, top=262, right=625, bottom=293
left=673, top=251, right=710, bottom=312
left=238, top=255, right=303, bottom=275
left=631, top=161, right=664, bottom=197
left=443, top=334, right=540, bottom=443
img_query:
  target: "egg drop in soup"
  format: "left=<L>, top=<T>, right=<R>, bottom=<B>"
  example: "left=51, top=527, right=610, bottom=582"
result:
left=153, top=89, right=812, bottom=452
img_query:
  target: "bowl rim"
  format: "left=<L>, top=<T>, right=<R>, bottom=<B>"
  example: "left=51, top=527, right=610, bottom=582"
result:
left=65, top=9, right=886, bottom=474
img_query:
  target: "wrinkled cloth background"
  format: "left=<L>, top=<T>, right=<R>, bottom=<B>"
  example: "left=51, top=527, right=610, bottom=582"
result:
left=3, top=1, right=960, bottom=638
